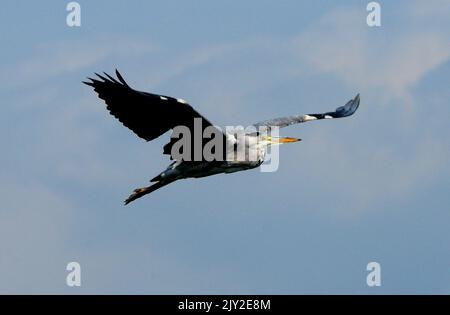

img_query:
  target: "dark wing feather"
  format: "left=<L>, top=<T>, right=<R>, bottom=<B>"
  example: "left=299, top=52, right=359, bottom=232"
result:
left=254, top=94, right=360, bottom=129
left=83, top=70, right=226, bottom=156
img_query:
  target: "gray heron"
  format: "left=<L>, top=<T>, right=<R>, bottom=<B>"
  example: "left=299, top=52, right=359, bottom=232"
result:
left=83, top=70, right=360, bottom=204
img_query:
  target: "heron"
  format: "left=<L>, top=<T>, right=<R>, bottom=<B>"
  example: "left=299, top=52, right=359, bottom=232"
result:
left=83, top=70, right=360, bottom=204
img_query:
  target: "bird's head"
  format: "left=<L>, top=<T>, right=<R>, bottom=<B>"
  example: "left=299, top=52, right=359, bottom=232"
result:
left=262, top=136, right=301, bottom=146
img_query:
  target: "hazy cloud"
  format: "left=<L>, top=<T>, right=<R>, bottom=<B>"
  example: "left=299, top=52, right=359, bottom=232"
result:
left=292, top=7, right=450, bottom=102
left=2, top=38, right=156, bottom=88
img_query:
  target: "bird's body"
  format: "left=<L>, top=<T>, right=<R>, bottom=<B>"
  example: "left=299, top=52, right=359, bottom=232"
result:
left=125, top=135, right=267, bottom=204
left=83, top=70, right=360, bottom=204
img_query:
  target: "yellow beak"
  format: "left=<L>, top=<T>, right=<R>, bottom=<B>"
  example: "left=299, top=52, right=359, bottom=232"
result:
left=278, top=137, right=301, bottom=143
left=262, top=136, right=301, bottom=143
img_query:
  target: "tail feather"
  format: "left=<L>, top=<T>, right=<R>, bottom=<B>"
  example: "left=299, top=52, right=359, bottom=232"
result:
left=124, top=181, right=170, bottom=205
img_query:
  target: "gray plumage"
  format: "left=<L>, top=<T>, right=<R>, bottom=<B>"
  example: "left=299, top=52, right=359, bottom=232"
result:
left=83, top=70, right=360, bottom=204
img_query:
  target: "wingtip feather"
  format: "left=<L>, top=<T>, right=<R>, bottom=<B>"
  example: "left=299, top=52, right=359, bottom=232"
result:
left=82, top=80, right=94, bottom=87
left=104, top=72, right=120, bottom=84
left=95, top=72, right=108, bottom=81
left=115, top=69, right=128, bottom=86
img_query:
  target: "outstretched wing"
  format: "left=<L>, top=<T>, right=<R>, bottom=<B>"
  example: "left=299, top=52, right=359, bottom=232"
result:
left=83, top=70, right=227, bottom=158
left=253, top=94, right=360, bottom=129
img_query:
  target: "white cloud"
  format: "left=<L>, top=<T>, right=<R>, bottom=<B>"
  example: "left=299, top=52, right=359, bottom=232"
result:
left=291, top=7, right=450, bottom=102
left=2, top=38, right=156, bottom=88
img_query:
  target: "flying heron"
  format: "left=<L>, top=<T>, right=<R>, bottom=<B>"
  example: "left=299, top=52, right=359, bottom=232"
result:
left=83, top=70, right=360, bottom=204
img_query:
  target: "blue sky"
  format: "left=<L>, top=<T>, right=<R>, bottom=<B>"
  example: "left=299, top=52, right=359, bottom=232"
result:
left=0, top=0, right=449, bottom=294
